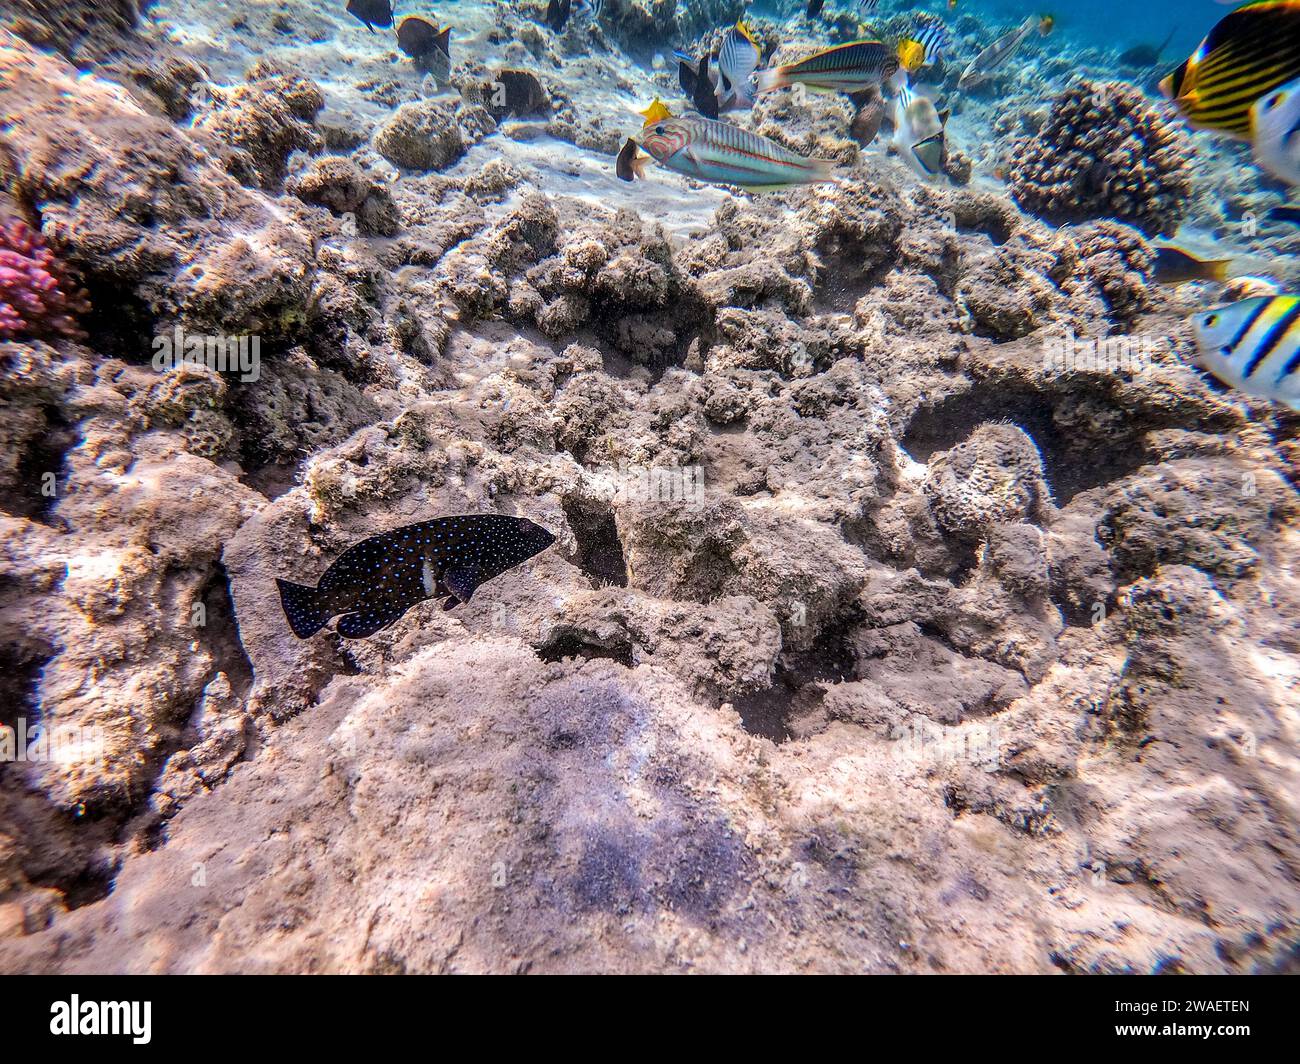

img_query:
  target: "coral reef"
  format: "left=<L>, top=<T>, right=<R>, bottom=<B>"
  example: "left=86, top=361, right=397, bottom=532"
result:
left=1006, top=80, right=1193, bottom=237
left=0, top=221, right=88, bottom=340
left=0, top=3, right=1297, bottom=977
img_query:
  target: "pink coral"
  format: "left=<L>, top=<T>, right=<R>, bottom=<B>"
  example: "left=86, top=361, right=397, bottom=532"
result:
left=0, top=220, right=89, bottom=340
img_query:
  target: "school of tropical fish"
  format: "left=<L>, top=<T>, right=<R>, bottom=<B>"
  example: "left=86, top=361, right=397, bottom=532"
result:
left=264, top=0, right=1300, bottom=641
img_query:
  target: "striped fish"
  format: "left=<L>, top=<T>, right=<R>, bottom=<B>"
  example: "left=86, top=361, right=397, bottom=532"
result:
left=1160, top=1, right=1300, bottom=139
left=718, top=21, right=762, bottom=108
left=753, top=40, right=899, bottom=95
left=1191, top=295, right=1300, bottom=411
left=912, top=20, right=953, bottom=65
left=638, top=116, right=835, bottom=191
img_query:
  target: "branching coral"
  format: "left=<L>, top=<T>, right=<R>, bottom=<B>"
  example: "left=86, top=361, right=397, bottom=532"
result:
left=0, top=220, right=89, bottom=340
left=1007, top=81, right=1192, bottom=237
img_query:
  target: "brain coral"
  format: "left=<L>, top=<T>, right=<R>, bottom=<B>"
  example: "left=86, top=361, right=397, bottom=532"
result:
left=1007, top=80, right=1192, bottom=238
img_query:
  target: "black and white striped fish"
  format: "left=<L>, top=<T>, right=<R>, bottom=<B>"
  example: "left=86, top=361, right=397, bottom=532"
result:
left=912, top=20, right=953, bottom=64
left=1191, top=295, right=1300, bottom=411
left=277, top=514, right=556, bottom=639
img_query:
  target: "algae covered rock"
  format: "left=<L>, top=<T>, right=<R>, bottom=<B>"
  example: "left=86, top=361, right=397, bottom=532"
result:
left=375, top=100, right=467, bottom=171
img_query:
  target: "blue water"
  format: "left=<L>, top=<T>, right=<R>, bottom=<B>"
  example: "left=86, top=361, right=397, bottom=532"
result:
left=976, top=0, right=1227, bottom=59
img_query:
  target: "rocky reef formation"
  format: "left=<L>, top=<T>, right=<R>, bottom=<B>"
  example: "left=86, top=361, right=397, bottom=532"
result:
left=1006, top=80, right=1194, bottom=237
left=0, top=10, right=1298, bottom=974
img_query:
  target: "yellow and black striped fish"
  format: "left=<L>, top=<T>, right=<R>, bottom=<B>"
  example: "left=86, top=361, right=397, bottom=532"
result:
left=1191, top=295, right=1300, bottom=411
left=1159, top=1, right=1300, bottom=138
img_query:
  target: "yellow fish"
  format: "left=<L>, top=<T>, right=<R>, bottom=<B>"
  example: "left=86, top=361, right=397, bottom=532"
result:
left=898, top=39, right=926, bottom=72
left=639, top=96, right=674, bottom=127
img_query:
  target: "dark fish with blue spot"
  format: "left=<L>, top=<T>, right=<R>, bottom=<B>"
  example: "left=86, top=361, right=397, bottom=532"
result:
left=277, top=514, right=557, bottom=639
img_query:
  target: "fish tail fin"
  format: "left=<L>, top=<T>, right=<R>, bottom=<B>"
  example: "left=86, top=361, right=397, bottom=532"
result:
left=1208, top=259, right=1234, bottom=283
left=809, top=157, right=837, bottom=183
left=753, top=67, right=788, bottom=94
left=276, top=578, right=330, bottom=639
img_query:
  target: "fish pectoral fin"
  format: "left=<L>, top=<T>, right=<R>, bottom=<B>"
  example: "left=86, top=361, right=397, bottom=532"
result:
left=441, top=562, right=481, bottom=604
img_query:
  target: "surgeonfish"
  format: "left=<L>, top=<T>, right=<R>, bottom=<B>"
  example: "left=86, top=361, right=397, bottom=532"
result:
left=1251, top=75, right=1300, bottom=183
left=636, top=108, right=836, bottom=191
left=891, top=84, right=949, bottom=180
left=753, top=40, right=899, bottom=95
left=957, top=16, right=1041, bottom=92
left=397, top=17, right=451, bottom=81
left=277, top=515, right=556, bottom=639
left=718, top=21, right=763, bottom=109
left=1190, top=296, right=1300, bottom=411
left=1153, top=245, right=1233, bottom=285
left=849, top=85, right=887, bottom=145
left=694, top=53, right=721, bottom=118
left=616, top=137, right=651, bottom=182
left=1160, top=1, right=1300, bottom=139
left=545, top=0, right=571, bottom=32
left=346, top=0, right=394, bottom=32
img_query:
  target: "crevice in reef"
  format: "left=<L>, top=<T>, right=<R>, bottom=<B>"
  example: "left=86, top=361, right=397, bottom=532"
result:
left=901, top=382, right=1153, bottom=504
left=78, top=275, right=158, bottom=361
left=198, top=561, right=255, bottom=701
left=7, top=405, right=76, bottom=528
left=733, top=617, right=859, bottom=743
left=562, top=498, right=629, bottom=589
left=536, top=628, right=635, bottom=668
left=239, top=459, right=301, bottom=501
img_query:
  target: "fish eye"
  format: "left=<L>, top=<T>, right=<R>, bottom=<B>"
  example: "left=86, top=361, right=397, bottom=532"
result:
left=1269, top=93, right=1284, bottom=109
left=653, top=124, right=665, bottom=134
left=1205, top=314, right=1219, bottom=327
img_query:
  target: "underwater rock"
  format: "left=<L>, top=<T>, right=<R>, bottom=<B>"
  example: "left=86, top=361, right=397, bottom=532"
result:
left=4, top=0, right=138, bottom=62
left=375, top=100, right=467, bottom=172
left=0, top=34, right=319, bottom=341
left=288, top=157, right=399, bottom=237
left=1007, top=80, right=1193, bottom=238
left=195, top=64, right=325, bottom=189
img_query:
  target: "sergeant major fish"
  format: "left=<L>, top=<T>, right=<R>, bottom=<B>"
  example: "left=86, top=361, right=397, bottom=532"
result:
left=277, top=514, right=556, bottom=639
left=1191, top=295, right=1300, bottom=411
left=717, top=21, right=763, bottom=109
left=1251, top=75, right=1300, bottom=184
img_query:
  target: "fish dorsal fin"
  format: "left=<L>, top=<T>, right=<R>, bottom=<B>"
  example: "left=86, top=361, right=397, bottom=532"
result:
left=736, top=20, right=761, bottom=49
left=639, top=96, right=674, bottom=126
left=442, top=561, right=481, bottom=604
left=435, top=26, right=451, bottom=52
